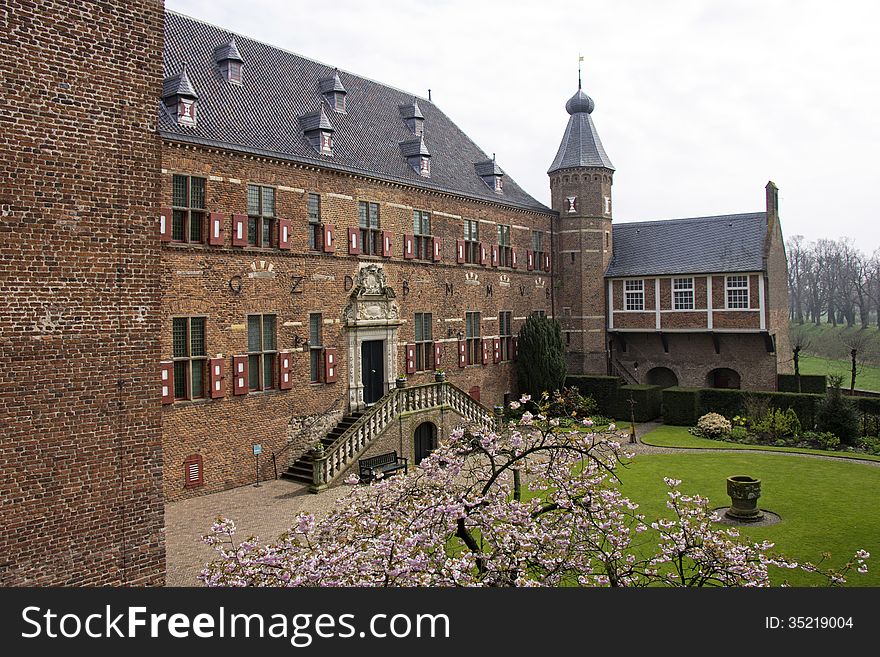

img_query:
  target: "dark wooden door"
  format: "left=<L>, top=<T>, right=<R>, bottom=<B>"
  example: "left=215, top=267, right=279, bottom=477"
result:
left=361, top=340, right=384, bottom=404
left=414, top=422, right=437, bottom=465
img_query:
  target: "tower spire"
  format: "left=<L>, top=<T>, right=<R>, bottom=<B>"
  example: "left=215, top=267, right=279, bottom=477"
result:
left=578, top=54, right=584, bottom=90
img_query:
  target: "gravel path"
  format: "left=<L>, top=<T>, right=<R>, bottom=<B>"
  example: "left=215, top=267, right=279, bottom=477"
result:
left=164, top=421, right=878, bottom=586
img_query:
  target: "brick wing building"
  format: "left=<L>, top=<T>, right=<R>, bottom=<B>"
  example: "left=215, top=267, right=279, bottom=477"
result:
left=549, top=83, right=791, bottom=392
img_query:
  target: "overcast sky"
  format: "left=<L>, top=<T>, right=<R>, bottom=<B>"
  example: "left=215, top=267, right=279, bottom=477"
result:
left=167, top=0, right=880, bottom=251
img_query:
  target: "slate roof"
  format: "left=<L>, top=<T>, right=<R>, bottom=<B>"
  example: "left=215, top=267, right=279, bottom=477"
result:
left=160, top=11, right=549, bottom=213
left=604, top=212, right=768, bottom=277
left=548, top=88, right=613, bottom=173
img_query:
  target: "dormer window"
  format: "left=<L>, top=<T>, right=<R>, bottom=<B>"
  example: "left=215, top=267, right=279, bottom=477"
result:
left=400, top=99, right=425, bottom=136
left=319, top=69, right=347, bottom=113
left=400, top=137, right=431, bottom=178
left=215, top=38, right=244, bottom=85
left=227, top=61, right=242, bottom=84
left=300, top=107, right=335, bottom=156
left=320, top=132, right=333, bottom=155
left=178, top=98, right=196, bottom=125
left=162, top=66, right=199, bottom=127
left=474, top=158, right=504, bottom=194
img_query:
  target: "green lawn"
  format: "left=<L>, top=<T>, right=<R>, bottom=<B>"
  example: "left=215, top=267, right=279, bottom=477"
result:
left=798, top=355, right=880, bottom=393
left=640, top=424, right=880, bottom=463
left=615, top=451, right=880, bottom=586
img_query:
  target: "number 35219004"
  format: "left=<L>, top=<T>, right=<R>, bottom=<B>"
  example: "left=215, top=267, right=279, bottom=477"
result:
left=765, top=617, right=853, bottom=629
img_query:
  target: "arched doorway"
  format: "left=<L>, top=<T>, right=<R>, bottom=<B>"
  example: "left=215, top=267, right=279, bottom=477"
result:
left=707, top=368, right=741, bottom=389
left=414, top=422, right=438, bottom=465
left=646, top=367, right=679, bottom=388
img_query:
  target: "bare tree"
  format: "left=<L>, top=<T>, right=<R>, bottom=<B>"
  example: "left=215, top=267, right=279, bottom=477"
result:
left=790, top=327, right=813, bottom=393
left=840, top=331, right=877, bottom=394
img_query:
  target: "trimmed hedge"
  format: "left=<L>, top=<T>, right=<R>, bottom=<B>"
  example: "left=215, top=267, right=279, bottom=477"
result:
left=661, top=387, right=701, bottom=426
left=778, top=374, right=827, bottom=394
left=854, top=396, right=880, bottom=416
left=565, top=375, right=622, bottom=416
left=616, top=385, right=662, bottom=422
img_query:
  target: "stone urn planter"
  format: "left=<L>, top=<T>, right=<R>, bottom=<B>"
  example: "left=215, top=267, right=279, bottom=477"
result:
left=725, top=475, right=764, bottom=522
left=395, top=377, right=407, bottom=389
left=434, top=370, right=446, bottom=382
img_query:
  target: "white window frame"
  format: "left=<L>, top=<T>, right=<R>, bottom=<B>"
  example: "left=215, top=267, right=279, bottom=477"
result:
left=672, top=277, right=695, bottom=311
left=624, top=279, right=645, bottom=311
left=725, top=275, right=750, bottom=309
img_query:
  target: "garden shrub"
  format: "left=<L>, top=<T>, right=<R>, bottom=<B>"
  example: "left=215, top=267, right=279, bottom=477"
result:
left=547, top=387, right=598, bottom=420
left=751, top=408, right=801, bottom=441
left=616, top=384, right=662, bottom=422
left=661, top=387, right=700, bottom=425
left=565, top=375, right=622, bottom=416
left=816, top=377, right=860, bottom=445
left=695, top=412, right=732, bottom=438
left=728, top=426, right=750, bottom=442
left=799, top=431, right=841, bottom=451
left=777, top=374, right=827, bottom=394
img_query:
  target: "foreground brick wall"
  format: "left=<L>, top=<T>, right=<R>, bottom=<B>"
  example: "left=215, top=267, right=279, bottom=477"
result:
left=161, top=143, right=553, bottom=500
left=0, top=1, right=165, bottom=585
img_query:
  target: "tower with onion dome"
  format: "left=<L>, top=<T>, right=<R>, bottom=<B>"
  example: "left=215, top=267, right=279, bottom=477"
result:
left=549, top=73, right=615, bottom=375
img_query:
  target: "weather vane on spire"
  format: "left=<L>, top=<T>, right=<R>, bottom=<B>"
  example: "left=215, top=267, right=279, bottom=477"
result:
left=578, top=54, right=584, bottom=90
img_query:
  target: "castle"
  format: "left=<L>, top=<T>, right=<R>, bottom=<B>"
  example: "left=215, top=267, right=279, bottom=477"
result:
left=1, top=3, right=788, bottom=584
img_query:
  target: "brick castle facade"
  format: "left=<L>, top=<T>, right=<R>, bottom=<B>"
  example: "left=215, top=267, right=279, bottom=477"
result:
left=2, top=3, right=790, bottom=585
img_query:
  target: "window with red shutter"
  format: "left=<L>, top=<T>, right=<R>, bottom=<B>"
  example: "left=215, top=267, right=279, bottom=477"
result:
left=433, top=341, right=443, bottom=369
left=512, top=336, right=519, bottom=361
left=279, top=351, right=293, bottom=390
left=160, top=207, right=172, bottom=242
left=278, top=218, right=291, bottom=250
left=493, top=337, right=501, bottom=363
left=209, top=357, right=225, bottom=399
left=324, top=348, right=338, bottom=383
left=208, top=212, right=224, bottom=245
left=403, top=234, right=415, bottom=259
left=512, top=249, right=518, bottom=268
left=432, top=236, right=442, bottom=262
left=347, top=227, right=360, bottom=255
left=160, top=361, right=174, bottom=404
left=406, top=343, right=416, bottom=375
left=479, top=243, right=488, bottom=266
left=527, top=249, right=534, bottom=271
left=323, top=224, right=335, bottom=253
left=456, top=239, right=465, bottom=264
left=382, top=231, right=393, bottom=257
left=458, top=340, right=466, bottom=368
left=232, top=214, right=248, bottom=246
left=544, top=254, right=551, bottom=272
left=491, top=244, right=499, bottom=267
left=482, top=338, right=490, bottom=365
left=184, top=454, right=203, bottom=488
left=232, top=355, right=248, bottom=395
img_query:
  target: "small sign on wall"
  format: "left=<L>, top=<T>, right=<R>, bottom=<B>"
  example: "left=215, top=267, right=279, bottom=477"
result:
left=252, top=444, right=262, bottom=456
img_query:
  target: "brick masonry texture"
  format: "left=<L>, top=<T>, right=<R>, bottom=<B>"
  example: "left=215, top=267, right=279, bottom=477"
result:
left=0, top=1, right=166, bottom=584
left=161, top=143, right=553, bottom=500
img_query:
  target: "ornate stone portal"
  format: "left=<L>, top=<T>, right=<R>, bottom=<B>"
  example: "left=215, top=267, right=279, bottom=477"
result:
left=343, top=264, right=402, bottom=412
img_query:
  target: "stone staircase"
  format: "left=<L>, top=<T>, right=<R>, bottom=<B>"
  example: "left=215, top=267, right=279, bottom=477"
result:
left=280, top=411, right=365, bottom=484
left=278, top=381, right=494, bottom=493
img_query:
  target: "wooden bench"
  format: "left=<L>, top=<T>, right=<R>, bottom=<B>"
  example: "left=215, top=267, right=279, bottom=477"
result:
left=359, top=451, right=408, bottom=483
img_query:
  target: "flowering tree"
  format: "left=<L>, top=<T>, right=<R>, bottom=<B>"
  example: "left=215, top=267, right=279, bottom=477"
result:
left=201, top=396, right=868, bottom=587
